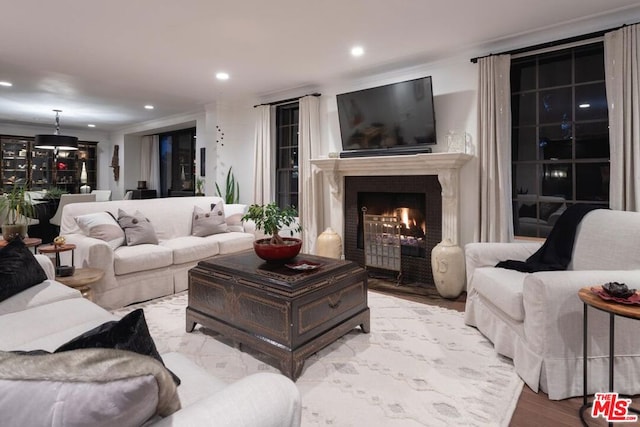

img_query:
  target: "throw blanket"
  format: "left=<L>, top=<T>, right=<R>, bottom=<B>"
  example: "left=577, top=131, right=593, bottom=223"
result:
left=496, top=204, right=602, bottom=273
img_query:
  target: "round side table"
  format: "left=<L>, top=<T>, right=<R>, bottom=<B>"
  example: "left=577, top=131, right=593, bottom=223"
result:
left=38, top=243, right=76, bottom=276
left=54, top=268, right=104, bottom=301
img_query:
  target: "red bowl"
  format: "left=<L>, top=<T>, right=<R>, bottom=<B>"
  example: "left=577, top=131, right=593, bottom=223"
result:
left=253, top=237, right=302, bottom=263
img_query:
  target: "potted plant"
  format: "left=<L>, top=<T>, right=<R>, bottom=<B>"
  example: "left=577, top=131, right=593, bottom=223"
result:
left=215, top=167, right=239, bottom=204
left=0, top=185, right=36, bottom=241
left=195, top=178, right=205, bottom=196
left=242, top=202, right=302, bottom=262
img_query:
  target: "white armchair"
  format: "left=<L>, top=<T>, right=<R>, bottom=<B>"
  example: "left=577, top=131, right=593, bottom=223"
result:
left=49, top=194, right=96, bottom=227
left=464, top=209, right=640, bottom=399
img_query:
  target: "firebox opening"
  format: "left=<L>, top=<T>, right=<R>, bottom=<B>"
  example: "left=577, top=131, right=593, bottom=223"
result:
left=357, top=192, right=427, bottom=258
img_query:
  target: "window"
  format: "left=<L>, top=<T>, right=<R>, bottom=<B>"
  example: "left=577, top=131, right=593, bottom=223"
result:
left=275, top=103, right=299, bottom=209
left=511, top=43, right=610, bottom=238
left=159, top=127, right=196, bottom=197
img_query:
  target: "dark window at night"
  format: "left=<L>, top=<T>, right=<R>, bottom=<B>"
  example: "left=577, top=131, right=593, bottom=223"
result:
left=275, top=103, right=299, bottom=209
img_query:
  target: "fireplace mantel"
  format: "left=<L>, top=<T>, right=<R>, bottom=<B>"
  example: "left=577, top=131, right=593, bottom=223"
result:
left=311, top=152, right=473, bottom=245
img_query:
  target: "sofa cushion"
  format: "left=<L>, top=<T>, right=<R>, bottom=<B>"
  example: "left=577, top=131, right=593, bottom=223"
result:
left=0, top=238, right=48, bottom=303
left=56, top=308, right=180, bottom=385
left=160, top=236, right=220, bottom=265
left=0, top=280, right=80, bottom=316
left=0, top=348, right=180, bottom=427
left=75, top=211, right=125, bottom=249
left=207, top=232, right=255, bottom=255
left=472, top=267, right=527, bottom=322
left=191, top=204, right=228, bottom=237
left=118, top=209, right=159, bottom=246
left=225, top=204, right=248, bottom=232
left=161, top=352, right=227, bottom=408
left=113, top=244, right=173, bottom=275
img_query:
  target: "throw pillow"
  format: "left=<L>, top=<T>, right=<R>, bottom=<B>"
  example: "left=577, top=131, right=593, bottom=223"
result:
left=117, top=209, right=159, bottom=246
left=75, top=212, right=125, bottom=249
left=55, top=308, right=180, bottom=385
left=191, top=203, right=229, bottom=237
left=225, top=203, right=248, bottom=232
left=0, top=238, right=48, bottom=303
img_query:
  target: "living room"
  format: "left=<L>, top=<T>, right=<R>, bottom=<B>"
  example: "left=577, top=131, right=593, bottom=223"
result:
left=2, top=1, right=640, bottom=426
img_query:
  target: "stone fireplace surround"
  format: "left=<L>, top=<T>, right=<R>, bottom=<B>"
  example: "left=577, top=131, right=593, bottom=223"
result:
left=311, top=153, right=473, bottom=281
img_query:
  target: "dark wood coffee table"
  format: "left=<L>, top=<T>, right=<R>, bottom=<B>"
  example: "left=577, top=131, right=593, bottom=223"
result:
left=187, top=250, right=370, bottom=380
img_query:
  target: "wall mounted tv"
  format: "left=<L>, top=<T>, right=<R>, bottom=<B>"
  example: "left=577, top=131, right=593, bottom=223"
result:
left=337, top=76, right=436, bottom=158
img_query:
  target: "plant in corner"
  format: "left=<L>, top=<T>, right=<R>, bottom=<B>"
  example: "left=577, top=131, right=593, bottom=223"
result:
left=242, top=202, right=302, bottom=262
left=195, top=178, right=205, bottom=196
left=0, top=185, right=36, bottom=241
left=215, top=167, right=239, bottom=204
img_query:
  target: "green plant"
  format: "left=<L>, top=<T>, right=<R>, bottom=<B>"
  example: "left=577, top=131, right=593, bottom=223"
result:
left=43, top=186, right=67, bottom=199
left=0, top=185, right=35, bottom=225
left=242, top=203, right=301, bottom=245
left=215, top=167, right=239, bottom=204
left=195, top=178, right=205, bottom=195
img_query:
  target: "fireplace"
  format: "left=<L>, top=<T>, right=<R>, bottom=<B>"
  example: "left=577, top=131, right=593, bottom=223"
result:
left=345, top=176, right=442, bottom=283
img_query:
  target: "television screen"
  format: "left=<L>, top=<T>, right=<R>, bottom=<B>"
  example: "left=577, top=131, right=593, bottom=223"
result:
left=337, top=76, right=436, bottom=157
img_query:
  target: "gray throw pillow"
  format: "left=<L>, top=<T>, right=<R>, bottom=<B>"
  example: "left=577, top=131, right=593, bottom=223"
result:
left=191, top=203, right=229, bottom=237
left=117, top=209, right=159, bottom=246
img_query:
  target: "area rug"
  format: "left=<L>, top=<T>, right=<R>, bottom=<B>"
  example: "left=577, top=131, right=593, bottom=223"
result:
left=114, top=291, right=523, bottom=426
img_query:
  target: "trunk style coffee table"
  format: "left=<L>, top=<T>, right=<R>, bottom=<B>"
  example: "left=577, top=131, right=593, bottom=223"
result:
left=187, top=250, right=370, bottom=380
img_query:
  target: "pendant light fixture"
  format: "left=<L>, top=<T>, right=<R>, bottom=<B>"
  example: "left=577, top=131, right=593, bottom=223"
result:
left=34, top=109, right=78, bottom=151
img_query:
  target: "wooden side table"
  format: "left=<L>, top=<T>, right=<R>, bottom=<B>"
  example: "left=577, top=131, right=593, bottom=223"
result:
left=38, top=243, right=76, bottom=275
left=54, top=268, right=104, bottom=301
left=578, top=286, right=640, bottom=425
left=0, top=237, right=42, bottom=253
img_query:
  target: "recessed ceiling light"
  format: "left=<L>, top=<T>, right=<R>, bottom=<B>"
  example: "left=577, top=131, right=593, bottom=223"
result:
left=579, top=103, right=591, bottom=109
left=87, top=124, right=96, bottom=128
left=351, top=46, right=364, bottom=57
left=216, top=72, right=230, bottom=80
left=0, top=81, right=12, bottom=87
left=144, top=105, right=154, bottom=110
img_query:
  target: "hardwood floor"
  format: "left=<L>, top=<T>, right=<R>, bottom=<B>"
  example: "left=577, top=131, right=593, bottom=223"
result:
left=368, top=279, right=636, bottom=427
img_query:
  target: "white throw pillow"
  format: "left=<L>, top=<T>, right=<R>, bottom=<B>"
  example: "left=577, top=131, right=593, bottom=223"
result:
left=75, top=212, right=125, bottom=249
left=225, top=204, right=248, bottom=232
left=191, top=203, right=229, bottom=237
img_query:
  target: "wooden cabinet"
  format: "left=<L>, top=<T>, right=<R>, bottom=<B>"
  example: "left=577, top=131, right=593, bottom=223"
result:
left=0, top=135, right=98, bottom=193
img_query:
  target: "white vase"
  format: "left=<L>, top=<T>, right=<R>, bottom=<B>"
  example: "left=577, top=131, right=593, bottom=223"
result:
left=316, top=227, right=342, bottom=259
left=431, top=238, right=465, bottom=298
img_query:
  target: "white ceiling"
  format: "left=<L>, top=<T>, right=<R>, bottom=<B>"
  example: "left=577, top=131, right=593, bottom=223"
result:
left=1, top=0, right=639, bottom=132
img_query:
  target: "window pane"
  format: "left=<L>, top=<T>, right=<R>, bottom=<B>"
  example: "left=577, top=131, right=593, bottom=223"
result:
left=575, top=122, right=609, bottom=159
left=512, top=127, right=537, bottom=161
left=538, top=52, right=571, bottom=88
left=542, top=163, right=572, bottom=199
left=513, top=163, right=538, bottom=197
left=277, top=147, right=296, bottom=169
left=512, top=93, right=536, bottom=126
left=539, top=125, right=571, bottom=160
left=539, top=87, right=572, bottom=125
left=575, top=83, right=608, bottom=121
left=575, top=45, right=605, bottom=83
left=576, top=162, right=609, bottom=201
left=511, top=59, right=536, bottom=92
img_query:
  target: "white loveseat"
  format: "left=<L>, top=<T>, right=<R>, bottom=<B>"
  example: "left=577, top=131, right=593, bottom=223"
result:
left=0, top=255, right=301, bottom=426
left=464, top=209, right=640, bottom=400
left=58, top=197, right=255, bottom=310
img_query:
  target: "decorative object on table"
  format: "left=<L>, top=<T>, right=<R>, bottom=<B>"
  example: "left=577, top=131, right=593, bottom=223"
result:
left=0, top=185, right=35, bottom=241
left=110, top=145, right=120, bottom=181
left=591, top=286, right=640, bottom=305
left=446, top=130, right=470, bottom=153
left=38, top=243, right=76, bottom=277
left=285, top=260, right=321, bottom=271
left=242, top=202, right=302, bottom=262
left=602, top=281, right=635, bottom=299
left=316, top=227, right=342, bottom=259
left=215, top=166, right=239, bottom=204
left=79, top=161, right=91, bottom=194
left=430, top=238, right=465, bottom=298
left=53, top=235, right=66, bottom=246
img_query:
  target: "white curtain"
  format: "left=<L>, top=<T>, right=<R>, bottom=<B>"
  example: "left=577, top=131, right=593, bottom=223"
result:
left=476, top=55, right=513, bottom=242
left=253, top=105, right=272, bottom=204
left=299, top=95, right=322, bottom=254
left=139, top=135, right=160, bottom=191
left=605, top=24, right=640, bottom=211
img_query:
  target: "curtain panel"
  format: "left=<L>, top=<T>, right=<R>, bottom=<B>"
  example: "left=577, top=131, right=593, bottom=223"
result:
left=605, top=24, right=640, bottom=211
left=476, top=55, right=513, bottom=242
left=139, top=135, right=160, bottom=191
left=252, top=105, right=272, bottom=204
left=298, top=95, right=322, bottom=254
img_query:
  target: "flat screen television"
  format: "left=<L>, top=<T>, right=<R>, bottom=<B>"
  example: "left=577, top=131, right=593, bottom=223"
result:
left=336, top=76, right=436, bottom=158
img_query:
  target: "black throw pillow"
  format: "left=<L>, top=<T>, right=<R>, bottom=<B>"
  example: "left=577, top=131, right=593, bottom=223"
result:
left=0, top=238, right=48, bottom=303
left=55, top=308, right=180, bottom=385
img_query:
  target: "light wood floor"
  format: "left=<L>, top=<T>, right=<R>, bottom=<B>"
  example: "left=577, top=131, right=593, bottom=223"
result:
left=368, top=279, right=637, bottom=427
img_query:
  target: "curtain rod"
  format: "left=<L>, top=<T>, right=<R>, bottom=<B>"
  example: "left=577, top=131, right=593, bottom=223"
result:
left=253, top=92, right=321, bottom=108
left=469, top=23, right=634, bottom=63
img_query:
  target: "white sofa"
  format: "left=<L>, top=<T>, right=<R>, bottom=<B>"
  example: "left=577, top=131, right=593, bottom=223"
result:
left=464, top=209, right=640, bottom=400
left=58, top=197, right=255, bottom=310
left=0, top=255, right=301, bottom=426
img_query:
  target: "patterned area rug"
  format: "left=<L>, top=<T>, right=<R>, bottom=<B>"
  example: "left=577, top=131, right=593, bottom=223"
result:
left=114, top=291, right=523, bottom=427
